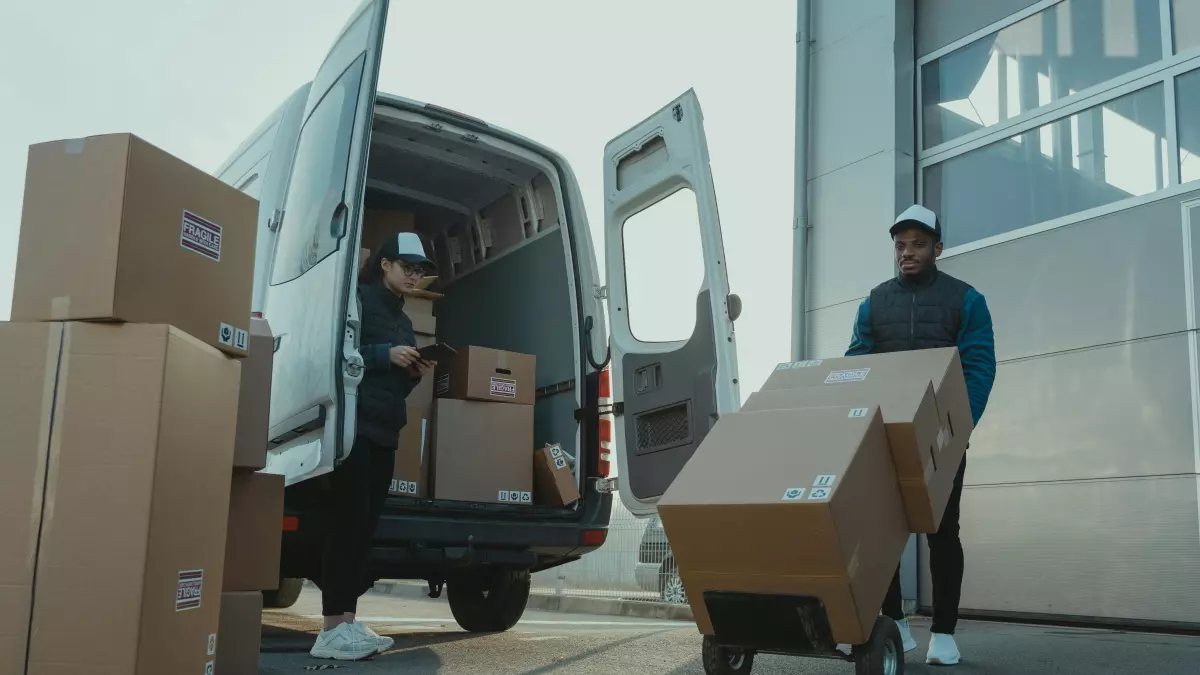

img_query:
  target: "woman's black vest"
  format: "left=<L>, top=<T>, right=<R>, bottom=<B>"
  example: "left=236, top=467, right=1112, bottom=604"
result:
left=868, top=269, right=972, bottom=353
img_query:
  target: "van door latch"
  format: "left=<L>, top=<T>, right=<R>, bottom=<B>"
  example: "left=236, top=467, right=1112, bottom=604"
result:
left=267, top=208, right=285, bottom=232
left=594, top=285, right=608, bottom=300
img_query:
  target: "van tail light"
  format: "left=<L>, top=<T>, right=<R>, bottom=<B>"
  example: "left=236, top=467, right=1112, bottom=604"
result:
left=282, top=515, right=300, bottom=532
left=597, top=367, right=613, bottom=478
left=583, top=529, right=608, bottom=547
left=251, top=311, right=264, bottom=319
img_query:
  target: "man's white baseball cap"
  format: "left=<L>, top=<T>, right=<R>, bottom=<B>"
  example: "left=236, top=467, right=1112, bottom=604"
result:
left=379, top=232, right=435, bottom=270
left=891, top=204, right=942, bottom=242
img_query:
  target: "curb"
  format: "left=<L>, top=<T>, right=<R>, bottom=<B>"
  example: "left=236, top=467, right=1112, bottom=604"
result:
left=372, top=581, right=694, bottom=622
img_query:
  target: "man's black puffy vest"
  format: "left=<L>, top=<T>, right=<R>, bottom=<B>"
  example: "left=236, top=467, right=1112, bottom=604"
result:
left=868, top=268, right=972, bottom=353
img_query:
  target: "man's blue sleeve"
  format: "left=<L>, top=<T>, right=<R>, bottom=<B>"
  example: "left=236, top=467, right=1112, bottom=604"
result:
left=845, top=297, right=874, bottom=357
left=958, top=289, right=997, bottom=425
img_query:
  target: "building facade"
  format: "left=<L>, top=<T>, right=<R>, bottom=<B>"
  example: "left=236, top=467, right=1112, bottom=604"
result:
left=803, top=0, right=1200, bottom=626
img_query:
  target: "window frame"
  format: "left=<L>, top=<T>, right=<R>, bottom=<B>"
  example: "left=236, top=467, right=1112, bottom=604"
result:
left=917, top=0, right=1200, bottom=258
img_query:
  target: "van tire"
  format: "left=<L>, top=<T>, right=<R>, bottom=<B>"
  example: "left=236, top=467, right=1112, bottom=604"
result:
left=447, top=569, right=531, bottom=633
left=263, top=577, right=305, bottom=609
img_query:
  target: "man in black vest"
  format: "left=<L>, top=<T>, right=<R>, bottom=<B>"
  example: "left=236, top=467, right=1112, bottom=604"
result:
left=845, top=204, right=996, bottom=666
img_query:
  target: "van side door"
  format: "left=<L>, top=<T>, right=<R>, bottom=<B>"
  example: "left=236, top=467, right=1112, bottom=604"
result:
left=262, top=0, right=390, bottom=484
left=603, top=90, right=741, bottom=517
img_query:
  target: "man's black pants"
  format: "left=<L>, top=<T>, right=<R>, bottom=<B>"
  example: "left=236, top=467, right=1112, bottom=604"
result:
left=320, top=434, right=396, bottom=617
left=882, top=456, right=967, bottom=635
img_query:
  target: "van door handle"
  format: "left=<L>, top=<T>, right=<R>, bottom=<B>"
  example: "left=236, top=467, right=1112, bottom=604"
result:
left=273, top=335, right=284, bottom=353
left=330, top=201, right=348, bottom=239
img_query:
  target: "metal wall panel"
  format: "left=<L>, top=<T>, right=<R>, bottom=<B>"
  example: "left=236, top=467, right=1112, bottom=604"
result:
left=805, top=299, right=863, bottom=359
left=970, top=334, right=1195, bottom=485
left=940, top=199, right=1188, bottom=363
left=921, top=476, right=1200, bottom=623
left=811, top=0, right=893, bottom=54
left=808, top=151, right=907, bottom=310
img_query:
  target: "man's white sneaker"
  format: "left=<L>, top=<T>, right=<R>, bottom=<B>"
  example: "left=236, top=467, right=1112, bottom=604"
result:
left=354, top=621, right=395, bottom=653
left=926, top=633, right=962, bottom=665
left=309, top=622, right=378, bottom=661
left=895, top=618, right=918, bottom=653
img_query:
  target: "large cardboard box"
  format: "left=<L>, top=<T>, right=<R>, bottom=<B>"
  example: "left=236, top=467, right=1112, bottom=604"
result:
left=743, top=379, right=957, bottom=532
left=11, top=134, right=258, bottom=357
left=763, top=348, right=973, bottom=458
left=431, top=399, right=534, bottom=503
left=215, top=592, right=262, bottom=675
left=233, top=318, right=274, bottom=470
left=435, top=346, right=536, bottom=406
left=223, top=472, right=285, bottom=592
left=658, top=406, right=909, bottom=646
left=390, top=405, right=431, bottom=498
left=533, top=444, right=581, bottom=507
left=0, top=322, right=239, bottom=675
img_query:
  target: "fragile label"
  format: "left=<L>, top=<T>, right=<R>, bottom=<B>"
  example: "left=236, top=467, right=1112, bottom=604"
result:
left=218, top=323, right=234, bottom=347
left=207, top=634, right=217, bottom=656
left=847, top=407, right=869, bottom=418
left=175, top=569, right=204, bottom=611
left=775, top=359, right=823, bottom=371
left=180, top=210, right=222, bottom=262
left=781, top=487, right=806, bottom=501
left=808, top=487, right=832, bottom=500
left=825, top=368, right=869, bottom=384
left=233, top=327, right=248, bottom=351
left=204, top=661, right=214, bottom=675
left=813, top=474, right=837, bottom=488
left=407, top=481, right=418, bottom=494
left=489, top=377, right=518, bottom=398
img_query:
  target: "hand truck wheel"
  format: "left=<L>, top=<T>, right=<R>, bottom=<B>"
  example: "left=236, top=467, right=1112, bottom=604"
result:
left=853, top=616, right=905, bottom=675
left=701, top=635, right=755, bottom=675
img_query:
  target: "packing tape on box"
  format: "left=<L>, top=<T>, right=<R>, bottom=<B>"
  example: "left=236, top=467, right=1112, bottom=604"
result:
left=49, top=296, right=71, bottom=320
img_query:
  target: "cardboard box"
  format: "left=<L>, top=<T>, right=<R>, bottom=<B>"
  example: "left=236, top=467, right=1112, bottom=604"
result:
left=362, top=208, right=417, bottom=253
left=404, top=290, right=437, bottom=337
left=743, top=379, right=959, bottom=532
left=234, top=318, right=274, bottom=470
left=435, top=346, right=536, bottom=406
left=533, top=444, right=581, bottom=507
left=390, top=405, right=430, bottom=498
left=658, top=406, right=909, bottom=645
left=431, top=399, right=534, bottom=503
left=223, top=472, right=284, bottom=592
left=11, top=133, right=257, bottom=357
left=0, top=322, right=239, bottom=675
left=215, top=592, right=262, bottom=675
left=763, top=348, right=973, bottom=459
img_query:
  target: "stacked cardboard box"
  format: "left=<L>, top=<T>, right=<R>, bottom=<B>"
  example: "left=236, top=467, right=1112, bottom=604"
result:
left=533, top=444, right=581, bottom=507
left=658, top=348, right=972, bottom=646
left=2, top=133, right=259, bottom=675
left=389, top=290, right=438, bottom=498
left=431, top=347, right=536, bottom=503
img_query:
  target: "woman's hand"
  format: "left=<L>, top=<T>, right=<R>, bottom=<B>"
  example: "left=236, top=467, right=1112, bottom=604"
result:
left=389, top=345, right=420, bottom=368
left=410, top=359, right=436, bottom=378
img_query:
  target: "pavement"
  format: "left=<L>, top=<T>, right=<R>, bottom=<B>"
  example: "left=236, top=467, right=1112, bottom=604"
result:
left=260, top=588, right=1200, bottom=674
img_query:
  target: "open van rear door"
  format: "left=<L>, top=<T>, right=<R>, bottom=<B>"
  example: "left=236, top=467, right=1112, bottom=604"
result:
left=604, top=90, right=741, bottom=517
left=262, top=0, right=388, bottom=485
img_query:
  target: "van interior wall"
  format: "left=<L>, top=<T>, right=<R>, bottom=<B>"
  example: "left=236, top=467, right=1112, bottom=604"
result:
left=434, top=231, right=579, bottom=464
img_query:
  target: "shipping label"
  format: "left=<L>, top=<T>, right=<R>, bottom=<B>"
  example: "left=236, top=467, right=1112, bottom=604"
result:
left=207, top=634, right=217, bottom=656
left=549, top=445, right=564, bottom=459
left=489, top=377, right=517, bottom=398
left=813, top=474, right=837, bottom=488
left=233, top=327, right=248, bottom=351
left=824, top=368, right=869, bottom=384
left=775, top=359, right=823, bottom=371
left=205, top=661, right=214, bottom=675
left=498, top=490, right=532, bottom=503
left=175, top=569, right=204, bottom=611
left=180, top=210, right=222, bottom=262
left=781, top=487, right=806, bottom=501
left=847, top=407, right=869, bottom=418
left=808, top=487, right=832, bottom=500
left=554, top=456, right=567, bottom=470
left=218, top=323, right=234, bottom=347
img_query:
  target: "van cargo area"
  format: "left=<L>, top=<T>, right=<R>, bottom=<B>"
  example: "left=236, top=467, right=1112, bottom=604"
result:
left=287, top=100, right=588, bottom=523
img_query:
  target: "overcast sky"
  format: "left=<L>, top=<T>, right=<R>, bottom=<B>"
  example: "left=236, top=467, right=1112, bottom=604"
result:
left=0, top=0, right=798, bottom=396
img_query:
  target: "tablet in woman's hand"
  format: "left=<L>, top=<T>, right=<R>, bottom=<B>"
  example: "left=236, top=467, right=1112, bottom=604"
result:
left=417, top=342, right=457, bottom=364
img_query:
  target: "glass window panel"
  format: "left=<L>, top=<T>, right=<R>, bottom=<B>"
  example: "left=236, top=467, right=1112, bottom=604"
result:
left=925, top=83, right=1167, bottom=248
left=1178, top=68, right=1200, bottom=184
left=1174, top=0, right=1200, bottom=53
left=922, top=0, right=1163, bottom=149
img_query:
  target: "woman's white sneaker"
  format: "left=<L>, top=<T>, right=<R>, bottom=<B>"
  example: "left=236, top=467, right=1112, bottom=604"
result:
left=309, top=622, right=378, bottom=661
left=926, top=633, right=962, bottom=665
left=896, top=618, right=919, bottom=653
left=353, top=621, right=395, bottom=653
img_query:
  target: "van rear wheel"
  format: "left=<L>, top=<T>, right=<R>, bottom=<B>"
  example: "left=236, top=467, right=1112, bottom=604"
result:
left=447, top=569, right=531, bottom=633
left=262, top=577, right=304, bottom=609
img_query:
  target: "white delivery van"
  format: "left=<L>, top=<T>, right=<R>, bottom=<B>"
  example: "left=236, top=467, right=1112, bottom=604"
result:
left=214, top=0, right=740, bottom=631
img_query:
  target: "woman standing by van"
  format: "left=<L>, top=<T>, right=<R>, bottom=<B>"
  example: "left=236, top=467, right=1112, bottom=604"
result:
left=310, top=232, right=437, bottom=661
